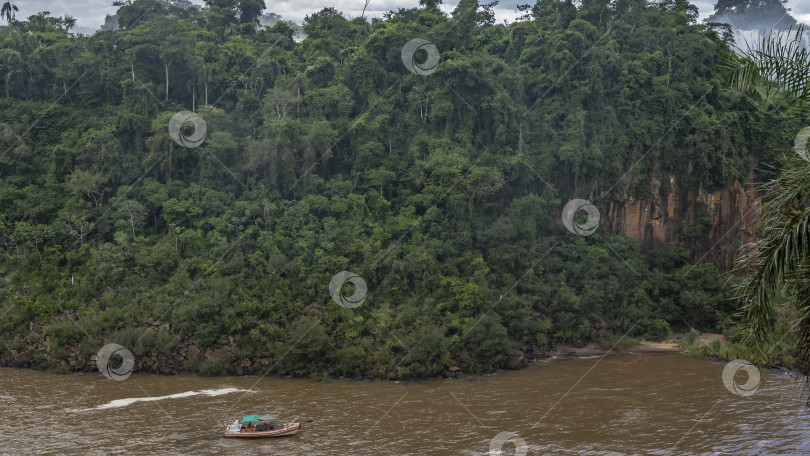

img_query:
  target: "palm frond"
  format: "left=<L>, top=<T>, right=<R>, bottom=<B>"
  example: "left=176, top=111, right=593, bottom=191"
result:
left=735, top=157, right=810, bottom=359
left=725, top=26, right=810, bottom=113
left=791, top=273, right=810, bottom=406
left=1, top=2, right=17, bottom=24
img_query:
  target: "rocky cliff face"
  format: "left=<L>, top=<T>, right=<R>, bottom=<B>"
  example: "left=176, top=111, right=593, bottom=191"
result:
left=604, top=176, right=761, bottom=271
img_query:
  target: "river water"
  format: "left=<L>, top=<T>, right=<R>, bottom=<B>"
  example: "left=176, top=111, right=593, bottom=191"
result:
left=1, top=353, right=808, bottom=455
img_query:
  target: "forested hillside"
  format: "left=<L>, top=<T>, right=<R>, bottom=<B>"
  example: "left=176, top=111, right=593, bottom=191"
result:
left=0, top=0, right=802, bottom=378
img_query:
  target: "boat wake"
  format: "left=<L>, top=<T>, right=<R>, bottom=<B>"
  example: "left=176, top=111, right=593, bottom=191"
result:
left=74, top=387, right=252, bottom=411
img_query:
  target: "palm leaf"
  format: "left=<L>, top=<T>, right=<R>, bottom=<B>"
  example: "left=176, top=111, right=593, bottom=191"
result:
left=1, top=2, right=18, bottom=24
left=735, top=157, right=810, bottom=359
left=724, top=26, right=810, bottom=113
left=790, top=270, right=810, bottom=405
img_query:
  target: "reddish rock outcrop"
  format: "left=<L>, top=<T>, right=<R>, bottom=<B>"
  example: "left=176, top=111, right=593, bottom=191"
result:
left=604, top=176, right=761, bottom=271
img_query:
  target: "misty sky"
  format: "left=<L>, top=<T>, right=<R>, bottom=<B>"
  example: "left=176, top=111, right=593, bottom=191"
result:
left=10, top=0, right=810, bottom=35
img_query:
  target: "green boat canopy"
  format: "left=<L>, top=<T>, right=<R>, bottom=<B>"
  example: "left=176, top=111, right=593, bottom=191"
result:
left=240, top=414, right=278, bottom=423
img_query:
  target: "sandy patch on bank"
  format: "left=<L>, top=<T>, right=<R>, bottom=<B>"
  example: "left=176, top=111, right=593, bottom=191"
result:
left=548, top=333, right=725, bottom=358
left=696, top=332, right=725, bottom=345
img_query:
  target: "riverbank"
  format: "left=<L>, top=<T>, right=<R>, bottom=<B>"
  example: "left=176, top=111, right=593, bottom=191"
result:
left=546, top=333, right=726, bottom=358
left=0, top=320, right=737, bottom=381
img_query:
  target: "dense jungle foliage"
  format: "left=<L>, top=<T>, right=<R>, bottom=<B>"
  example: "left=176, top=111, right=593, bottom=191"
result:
left=0, top=0, right=803, bottom=378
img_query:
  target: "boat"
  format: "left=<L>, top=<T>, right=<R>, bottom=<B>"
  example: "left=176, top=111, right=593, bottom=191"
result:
left=223, top=414, right=302, bottom=438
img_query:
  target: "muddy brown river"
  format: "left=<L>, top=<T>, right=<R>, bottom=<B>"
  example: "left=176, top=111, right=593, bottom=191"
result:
left=1, top=353, right=808, bottom=455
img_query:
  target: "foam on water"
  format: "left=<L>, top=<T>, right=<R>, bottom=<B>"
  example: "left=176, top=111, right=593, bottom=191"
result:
left=76, top=387, right=252, bottom=411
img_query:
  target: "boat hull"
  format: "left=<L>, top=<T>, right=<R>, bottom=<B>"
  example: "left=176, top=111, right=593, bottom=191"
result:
left=223, top=423, right=301, bottom=438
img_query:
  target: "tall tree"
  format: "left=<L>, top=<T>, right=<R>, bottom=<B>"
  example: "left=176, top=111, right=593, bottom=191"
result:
left=709, top=0, right=796, bottom=30
left=419, top=0, right=442, bottom=9
left=128, top=16, right=199, bottom=101
left=1, top=1, right=17, bottom=23
left=238, top=0, right=265, bottom=26
left=204, top=0, right=238, bottom=38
